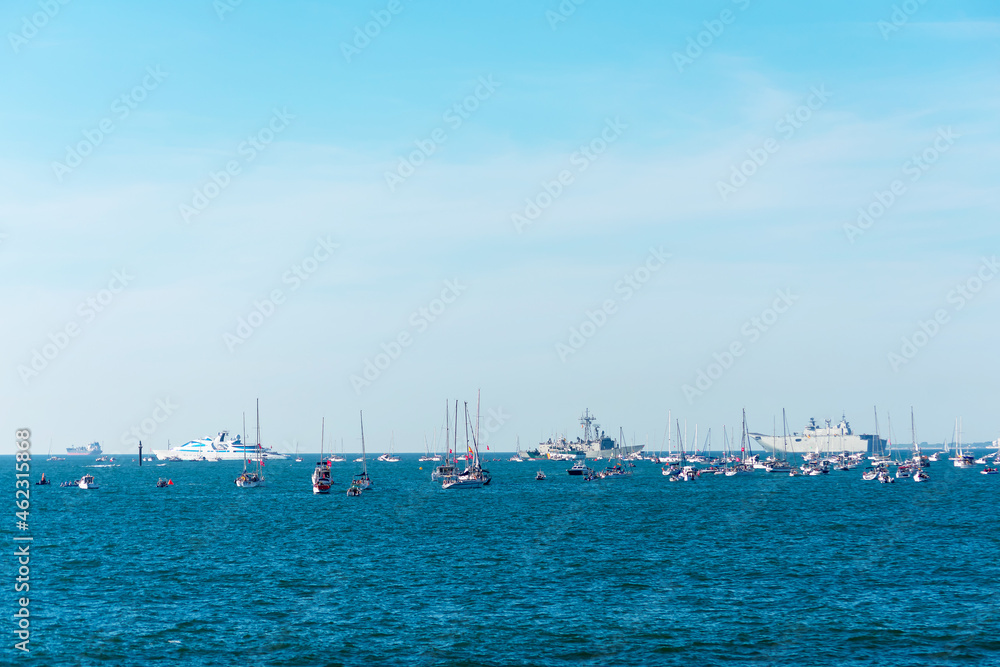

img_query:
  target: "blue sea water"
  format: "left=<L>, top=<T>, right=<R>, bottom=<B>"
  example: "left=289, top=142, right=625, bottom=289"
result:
left=4, top=455, right=1000, bottom=666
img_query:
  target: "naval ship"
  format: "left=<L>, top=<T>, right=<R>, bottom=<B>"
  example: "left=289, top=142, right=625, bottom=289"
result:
left=523, top=409, right=644, bottom=460
left=750, top=415, right=885, bottom=455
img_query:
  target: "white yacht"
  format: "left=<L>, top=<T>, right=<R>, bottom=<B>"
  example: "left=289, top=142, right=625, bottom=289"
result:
left=153, top=430, right=287, bottom=461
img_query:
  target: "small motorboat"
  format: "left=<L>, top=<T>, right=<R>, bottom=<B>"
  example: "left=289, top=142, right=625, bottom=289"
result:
left=981, top=467, right=998, bottom=475
left=913, top=470, right=930, bottom=482
left=156, top=478, right=172, bottom=488
left=35, top=474, right=50, bottom=486
left=346, top=483, right=363, bottom=496
left=78, top=474, right=99, bottom=490
left=567, top=460, right=590, bottom=476
left=877, top=470, right=894, bottom=484
left=535, top=470, right=546, bottom=480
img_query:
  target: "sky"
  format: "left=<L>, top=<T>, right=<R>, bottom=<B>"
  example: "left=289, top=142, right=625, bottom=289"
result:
left=2, top=0, right=998, bottom=454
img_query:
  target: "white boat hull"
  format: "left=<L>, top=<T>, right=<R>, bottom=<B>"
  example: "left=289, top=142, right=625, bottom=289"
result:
left=153, top=449, right=287, bottom=461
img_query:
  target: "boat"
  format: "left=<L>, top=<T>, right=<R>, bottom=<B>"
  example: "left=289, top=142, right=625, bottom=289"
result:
left=951, top=418, right=974, bottom=468
left=156, top=478, right=172, bottom=487
left=443, top=395, right=491, bottom=489
left=377, top=432, right=400, bottom=462
left=346, top=483, right=363, bottom=496
left=877, top=469, right=895, bottom=484
left=66, top=442, right=101, bottom=456
left=750, top=414, right=884, bottom=455
left=294, top=441, right=303, bottom=463
left=525, top=409, right=644, bottom=460
left=535, top=470, right=546, bottom=480
left=419, top=434, right=441, bottom=462
left=154, top=429, right=287, bottom=461
left=724, top=413, right=755, bottom=476
left=235, top=402, right=266, bottom=488
left=312, top=418, right=332, bottom=494
left=567, top=460, right=590, bottom=476
left=352, top=411, right=374, bottom=491
left=78, top=474, right=98, bottom=490
left=982, top=467, right=998, bottom=475
left=35, top=473, right=50, bottom=486
left=913, top=469, right=929, bottom=482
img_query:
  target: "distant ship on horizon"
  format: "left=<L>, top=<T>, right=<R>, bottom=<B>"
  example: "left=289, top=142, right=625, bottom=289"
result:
left=523, top=409, right=644, bottom=460
left=750, top=415, right=885, bottom=455
left=66, top=442, right=101, bottom=456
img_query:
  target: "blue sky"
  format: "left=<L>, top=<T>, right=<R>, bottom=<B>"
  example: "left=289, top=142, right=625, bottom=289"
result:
left=2, top=0, right=998, bottom=453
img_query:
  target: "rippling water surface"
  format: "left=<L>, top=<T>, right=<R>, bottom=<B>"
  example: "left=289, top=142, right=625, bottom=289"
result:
left=5, top=455, right=1000, bottom=665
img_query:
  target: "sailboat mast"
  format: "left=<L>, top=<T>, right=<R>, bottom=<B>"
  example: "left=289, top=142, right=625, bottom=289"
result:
left=256, top=398, right=262, bottom=475
left=360, top=410, right=367, bottom=476
left=321, top=417, right=325, bottom=458
left=242, top=411, right=248, bottom=471
left=453, top=400, right=459, bottom=467
left=464, top=401, right=470, bottom=463
left=668, top=409, right=671, bottom=456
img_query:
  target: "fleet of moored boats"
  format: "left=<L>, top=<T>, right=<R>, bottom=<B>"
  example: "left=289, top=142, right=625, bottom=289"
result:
left=35, top=405, right=1000, bottom=492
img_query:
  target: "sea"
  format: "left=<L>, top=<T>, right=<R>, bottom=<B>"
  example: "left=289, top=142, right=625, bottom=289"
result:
left=4, top=454, right=1000, bottom=666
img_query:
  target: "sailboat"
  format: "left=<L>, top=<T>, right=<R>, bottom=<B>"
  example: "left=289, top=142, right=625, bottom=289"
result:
left=674, top=421, right=695, bottom=481
left=46, top=439, right=65, bottom=462
left=377, top=432, right=400, bottom=462
left=235, top=402, right=265, bottom=487
left=294, top=440, right=303, bottom=463
left=329, top=438, right=346, bottom=463
left=349, top=411, right=373, bottom=492
left=419, top=434, right=441, bottom=462
left=765, top=410, right=793, bottom=473
left=442, top=395, right=490, bottom=489
left=432, top=401, right=461, bottom=481
left=952, top=418, right=974, bottom=468
left=509, top=436, right=524, bottom=462
left=599, top=427, right=632, bottom=479
left=726, top=411, right=755, bottom=476
left=312, top=418, right=332, bottom=494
